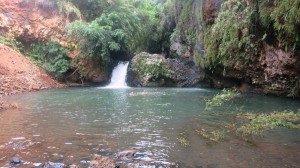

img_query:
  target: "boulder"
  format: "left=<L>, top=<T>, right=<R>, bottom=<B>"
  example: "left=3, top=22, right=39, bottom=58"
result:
left=89, top=154, right=116, bottom=168
left=116, top=149, right=138, bottom=161
left=127, top=52, right=200, bottom=87
left=10, top=157, right=21, bottom=164
left=42, top=162, right=64, bottom=168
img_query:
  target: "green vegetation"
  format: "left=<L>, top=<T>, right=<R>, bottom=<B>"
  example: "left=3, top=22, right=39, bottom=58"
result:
left=69, top=0, right=109, bottom=21
left=5, top=0, right=299, bottom=92
left=288, top=81, right=300, bottom=98
left=57, top=0, right=82, bottom=21
left=0, top=33, right=23, bottom=52
left=196, top=129, right=225, bottom=142
left=165, top=0, right=300, bottom=77
left=193, top=110, right=300, bottom=144
left=259, top=0, right=300, bottom=51
left=67, top=0, right=164, bottom=78
left=236, top=111, right=300, bottom=137
left=177, top=131, right=190, bottom=147
left=131, top=53, right=173, bottom=81
left=205, top=88, right=240, bottom=111
left=169, top=0, right=202, bottom=58
left=200, top=0, right=259, bottom=70
left=27, top=41, right=70, bottom=78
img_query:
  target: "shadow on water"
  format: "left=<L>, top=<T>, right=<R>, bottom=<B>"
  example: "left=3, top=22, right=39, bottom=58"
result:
left=0, top=87, right=299, bottom=167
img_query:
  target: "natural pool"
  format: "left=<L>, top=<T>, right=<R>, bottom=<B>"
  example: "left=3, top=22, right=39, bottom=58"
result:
left=1, top=87, right=300, bottom=167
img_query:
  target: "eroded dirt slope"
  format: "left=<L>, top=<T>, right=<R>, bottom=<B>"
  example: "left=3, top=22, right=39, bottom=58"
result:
left=0, top=44, right=62, bottom=97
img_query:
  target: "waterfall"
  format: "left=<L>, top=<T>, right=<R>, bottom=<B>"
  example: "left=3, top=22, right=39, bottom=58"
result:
left=105, top=61, right=129, bottom=88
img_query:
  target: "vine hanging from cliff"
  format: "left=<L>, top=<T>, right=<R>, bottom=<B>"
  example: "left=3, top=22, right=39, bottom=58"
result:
left=259, top=0, right=300, bottom=51
left=201, top=0, right=259, bottom=70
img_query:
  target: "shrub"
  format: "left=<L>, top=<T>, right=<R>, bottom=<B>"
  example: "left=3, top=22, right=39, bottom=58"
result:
left=0, top=33, right=23, bottom=52
left=27, top=41, right=70, bottom=78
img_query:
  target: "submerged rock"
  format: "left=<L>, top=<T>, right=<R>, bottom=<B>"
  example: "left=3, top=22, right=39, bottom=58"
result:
left=207, top=164, right=219, bottom=168
left=116, top=149, right=138, bottom=160
left=127, top=52, right=200, bottom=87
left=10, top=157, right=21, bottom=164
left=89, top=154, right=116, bottom=168
left=42, top=162, right=64, bottom=168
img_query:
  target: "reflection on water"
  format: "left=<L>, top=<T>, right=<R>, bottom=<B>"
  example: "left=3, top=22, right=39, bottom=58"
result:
left=0, top=87, right=300, bottom=167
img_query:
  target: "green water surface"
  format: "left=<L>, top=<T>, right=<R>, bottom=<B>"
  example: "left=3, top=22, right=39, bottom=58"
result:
left=1, top=87, right=300, bottom=167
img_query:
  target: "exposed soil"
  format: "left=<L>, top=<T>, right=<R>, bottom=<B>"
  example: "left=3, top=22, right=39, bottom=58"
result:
left=0, top=44, right=63, bottom=100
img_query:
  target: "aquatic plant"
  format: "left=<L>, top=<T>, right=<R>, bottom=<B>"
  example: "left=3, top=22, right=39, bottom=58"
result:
left=205, top=88, right=240, bottom=111
left=236, top=110, right=300, bottom=137
left=177, top=131, right=190, bottom=147
left=196, top=129, right=225, bottom=142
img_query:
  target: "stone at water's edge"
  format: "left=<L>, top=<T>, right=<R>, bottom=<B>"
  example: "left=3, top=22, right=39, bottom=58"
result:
left=209, top=44, right=300, bottom=96
left=89, top=155, right=116, bottom=168
left=43, top=162, right=64, bottom=168
left=10, top=157, right=21, bottom=164
left=127, top=52, right=200, bottom=87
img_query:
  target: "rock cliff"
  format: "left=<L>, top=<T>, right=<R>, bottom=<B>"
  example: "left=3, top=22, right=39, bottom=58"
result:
left=171, top=0, right=300, bottom=97
left=0, top=0, right=71, bottom=47
left=0, top=0, right=108, bottom=83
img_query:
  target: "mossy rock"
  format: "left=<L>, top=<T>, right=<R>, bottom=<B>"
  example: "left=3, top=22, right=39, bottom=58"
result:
left=127, top=52, right=200, bottom=87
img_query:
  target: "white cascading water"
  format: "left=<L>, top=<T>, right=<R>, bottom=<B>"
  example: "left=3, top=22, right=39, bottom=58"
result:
left=105, top=61, right=129, bottom=88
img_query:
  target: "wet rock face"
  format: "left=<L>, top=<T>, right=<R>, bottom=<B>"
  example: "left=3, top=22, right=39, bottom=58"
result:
left=0, top=0, right=71, bottom=47
left=210, top=44, right=300, bottom=96
left=256, top=44, right=298, bottom=95
left=127, top=52, right=200, bottom=87
left=171, top=0, right=222, bottom=59
left=74, top=58, right=109, bottom=83
left=203, top=0, right=222, bottom=25
left=166, top=59, right=200, bottom=87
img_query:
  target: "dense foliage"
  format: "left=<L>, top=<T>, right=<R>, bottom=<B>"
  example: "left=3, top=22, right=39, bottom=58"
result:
left=189, top=0, right=300, bottom=70
left=67, top=0, right=163, bottom=69
left=131, top=53, right=173, bottom=81
left=259, top=0, right=300, bottom=51
left=27, top=41, right=70, bottom=78
left=202, top=0, right=258, bottom=70
left=205, top=88, right=240, bottom=111
left=0, top=32, right=23, bottom=52
left=7, top=0, right=299, bottom=91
